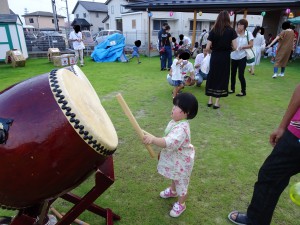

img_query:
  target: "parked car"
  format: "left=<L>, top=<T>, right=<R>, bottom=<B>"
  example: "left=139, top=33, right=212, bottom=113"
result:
left=24, top=33, right=37, bottom=51
left=94, top=30, right=122, bottom=45
left=81, top=30, right=94, bottom=48
left=36, top=31, right=66, bottom=51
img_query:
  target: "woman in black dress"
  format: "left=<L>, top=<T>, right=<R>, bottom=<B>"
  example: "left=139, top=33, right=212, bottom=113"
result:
left=205, top=11, right=237, bottom=109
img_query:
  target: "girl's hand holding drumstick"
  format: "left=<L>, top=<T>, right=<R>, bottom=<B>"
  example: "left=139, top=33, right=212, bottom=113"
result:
left=116, top=94, right=156, bottom=158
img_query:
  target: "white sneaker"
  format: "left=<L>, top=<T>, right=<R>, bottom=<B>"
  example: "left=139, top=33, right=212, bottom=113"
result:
left=278, top=73, right=285, bottom=77
left=170, top=202, right=186, bottom=217
left=160, top=187, right=178, bottom=198
left=272, top=73, right=278, bottom=78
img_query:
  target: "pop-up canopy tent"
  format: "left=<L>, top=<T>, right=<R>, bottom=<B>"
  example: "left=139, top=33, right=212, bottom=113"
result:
left=91, top=33, right=128, bottom=63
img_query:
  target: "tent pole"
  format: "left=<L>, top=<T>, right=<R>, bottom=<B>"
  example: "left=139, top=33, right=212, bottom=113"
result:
left=192, top=10, right=197, bottom=50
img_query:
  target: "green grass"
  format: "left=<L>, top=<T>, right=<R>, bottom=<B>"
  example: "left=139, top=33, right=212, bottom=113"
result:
left=0, top=56, right=300, bottom=225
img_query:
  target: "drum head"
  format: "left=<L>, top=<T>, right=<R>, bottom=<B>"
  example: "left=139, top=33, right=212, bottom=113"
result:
left=49, top=65, right=118, bottom=155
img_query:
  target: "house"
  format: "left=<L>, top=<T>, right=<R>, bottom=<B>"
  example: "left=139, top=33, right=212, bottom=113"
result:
left=22, top=11, right=65, bottom=30
left=0, top=1, right=28, bottom=61
left=71, top=1, right=108, bottom=35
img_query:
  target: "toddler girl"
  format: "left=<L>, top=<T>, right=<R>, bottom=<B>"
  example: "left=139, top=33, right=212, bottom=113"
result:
left=143, top=93, right=198, bottom=217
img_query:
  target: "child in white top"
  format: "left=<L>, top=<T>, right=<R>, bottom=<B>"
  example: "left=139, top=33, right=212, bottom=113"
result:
left=171, top=49, right=185, bottom=98
left=143, top=93, right=198, bottom=218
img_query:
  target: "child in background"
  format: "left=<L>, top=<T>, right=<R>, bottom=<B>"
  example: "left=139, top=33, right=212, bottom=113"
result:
left=129, top=40, right=141, bottom=64
left=172, top=37, right=180, bottom=56
left=194, top=48, right=211, bottom=87
left=170, top=49, right=185, bottom=98
left=143, top=92, right=198, bottom=218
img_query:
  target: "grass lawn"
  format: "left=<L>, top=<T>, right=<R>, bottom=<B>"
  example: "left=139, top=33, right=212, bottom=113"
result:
left=0, top=56, right=300, bottom=225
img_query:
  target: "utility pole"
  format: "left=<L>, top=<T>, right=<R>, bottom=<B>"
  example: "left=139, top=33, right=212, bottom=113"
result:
left=51, top=0, right=59, bottom=31
left=62, top=0, right=71, bottom=38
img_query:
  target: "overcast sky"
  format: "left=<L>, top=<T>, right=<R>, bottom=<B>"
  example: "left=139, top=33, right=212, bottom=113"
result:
left=7, top=0, right=106, bottom=23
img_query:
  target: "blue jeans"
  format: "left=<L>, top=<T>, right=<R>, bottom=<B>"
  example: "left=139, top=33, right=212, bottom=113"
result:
left=161, top=45, right=172, bottom=69
left=247, top=130, right=300, bottom=225
left=195, top=70, right=208, bottom=86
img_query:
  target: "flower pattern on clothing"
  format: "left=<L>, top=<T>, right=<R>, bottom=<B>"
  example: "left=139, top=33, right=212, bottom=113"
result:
left=157, top=120, right=195, bottom=180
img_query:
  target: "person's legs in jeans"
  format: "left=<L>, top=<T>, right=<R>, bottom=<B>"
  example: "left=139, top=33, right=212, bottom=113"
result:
left=230, top=59, right=238, bottom=92
left=196, top=72, right=203, bottom=87
left=247, top=131, right=300, bottom=225
left=161, top=51, right=167, bottom=70
left=165, top=46, right=173, bottom=69
left=237, top=57, right=246, bottom=95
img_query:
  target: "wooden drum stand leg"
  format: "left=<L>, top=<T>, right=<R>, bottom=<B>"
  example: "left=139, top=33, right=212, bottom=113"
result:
left=58, top=156, right=120, bottom=225
left=10, top=156, right=120, bottom=225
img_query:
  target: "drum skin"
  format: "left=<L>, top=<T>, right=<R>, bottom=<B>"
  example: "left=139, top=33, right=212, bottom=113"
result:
left=0, top=73, right=107, bottom=209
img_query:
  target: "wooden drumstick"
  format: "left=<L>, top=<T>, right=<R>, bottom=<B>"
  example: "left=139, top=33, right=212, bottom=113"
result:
left=116, top=93, right=156, bottom=158
left=49, top=207, right=68, bottom=224
left=61, top=213, right=90, bottom=225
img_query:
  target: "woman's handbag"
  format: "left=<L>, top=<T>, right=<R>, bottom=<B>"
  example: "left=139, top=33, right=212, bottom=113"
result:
left=246, top=31, right=255, bottom=63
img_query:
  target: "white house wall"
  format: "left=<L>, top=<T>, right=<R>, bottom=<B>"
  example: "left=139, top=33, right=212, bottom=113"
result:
left=9, top=22, right=28, bottom=58
left=89, top=12, right=106, bottom=34
left=106, top=0, right=132, bottom=30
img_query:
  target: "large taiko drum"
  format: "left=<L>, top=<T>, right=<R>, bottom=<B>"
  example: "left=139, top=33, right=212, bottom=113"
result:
left=0, top=65, right=118, bottom=209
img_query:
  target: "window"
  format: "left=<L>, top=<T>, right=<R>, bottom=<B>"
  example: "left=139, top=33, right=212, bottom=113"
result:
left=189, top=21, right=202, bottom=31
left=153, top=20, right=167, bottom=31
left=96, top=13, right=99, bottom=18
left=83, top=13, right=86, bottom=18
left=120, top=5, right=125, bottom=13
left=29, top=18, right=34, bottom=23
left=111, top=6, right=114, bottom=14
left=132, top=19, right=136, bottom=29
left=76, top=14, right=79, bottom=18
left=51, top=19, right=59, bottom=24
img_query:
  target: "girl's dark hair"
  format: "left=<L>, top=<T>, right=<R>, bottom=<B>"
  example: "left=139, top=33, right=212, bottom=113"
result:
left=172, top=37, right=177, bottom=43
left=282, top=21, right=291, bottom=30
left=73, top=25, right=81, bottom=33
left=175, top=48, right=185, bottom=57
left=252, top=26, right=261, bottom=38
left=179, top=40, right=184, bottom=45
left=173, top=93, right=198, bottom=119
left=179, top=34, right=184, bottom=40
left=237, top=19, right=248, bottom=29
left=134, top=40, right=141, bottom=47
left=212, top=10, right=231, bottom=36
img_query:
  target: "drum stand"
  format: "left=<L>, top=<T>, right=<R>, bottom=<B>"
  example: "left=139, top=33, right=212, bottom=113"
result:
left=10, top=156, right=120, bottom=225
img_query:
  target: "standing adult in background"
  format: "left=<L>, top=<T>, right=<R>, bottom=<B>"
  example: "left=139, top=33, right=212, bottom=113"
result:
left=267, top=21, right=294, bottom=78
left=179, top=34, right=192, bottom=49
left=199, top=29, right=208, bottom=52
left=228, top=83, right=300, bottom=225
left=230, top=19, right=253, bottom=97
left=158, top=22, right=168, bottom=53
left=205, top=10, right=237, bottom=109
left=69, top=25, right=85, bottom=67
left=161, top=25, right=173, bottom=71
left=248, top=26, right=266, bottom=75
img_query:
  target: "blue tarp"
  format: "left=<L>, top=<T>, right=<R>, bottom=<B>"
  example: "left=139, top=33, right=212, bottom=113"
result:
left=91, top=33, right=128, bottom=62
left=288, top=16, right=300, bottom=24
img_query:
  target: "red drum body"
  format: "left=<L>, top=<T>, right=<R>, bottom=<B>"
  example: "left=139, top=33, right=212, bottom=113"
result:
left=0, top=66, right=118, bottom=209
